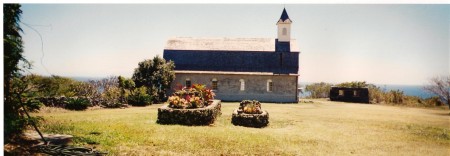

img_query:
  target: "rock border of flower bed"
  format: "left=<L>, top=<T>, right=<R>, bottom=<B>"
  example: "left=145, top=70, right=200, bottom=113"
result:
left=157, top=100, right=221, bottom=125
left=231, top=109, right=269, bottom=128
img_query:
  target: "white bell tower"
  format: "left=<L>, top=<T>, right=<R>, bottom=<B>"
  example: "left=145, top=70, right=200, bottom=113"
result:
left=277, top=8, right=292, bottom=42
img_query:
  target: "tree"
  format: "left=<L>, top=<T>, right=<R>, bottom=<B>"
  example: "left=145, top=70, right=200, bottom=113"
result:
left=90, top=76, right=122, bottom=107
left=118, top=76, right=135, bottom=103
left=132, top=56, right=175, bottom=103
left=424, top=76, right=450, bottom=109
left=31, top=75, right=83, bottom=97
left=305, top=82, right=332, bottom=98
left=4, top=4, right=27, bottom=101
left=336, top=81, right=368, bottom=88
left=3, top=4, right=40, bottom=140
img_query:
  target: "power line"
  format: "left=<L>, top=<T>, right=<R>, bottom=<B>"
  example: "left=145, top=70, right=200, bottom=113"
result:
left=20, top=21, right=52, bottom=76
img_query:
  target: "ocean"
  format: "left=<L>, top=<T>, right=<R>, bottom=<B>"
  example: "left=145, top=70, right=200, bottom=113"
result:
left=381, top=84, right=434, bottom=99
left=298, top=83, right=435, bottom=99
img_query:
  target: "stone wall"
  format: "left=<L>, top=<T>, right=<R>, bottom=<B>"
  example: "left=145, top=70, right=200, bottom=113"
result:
left=157, top=100, right=222, bottom=125
left=170, top=73, right=298, bottom=103
left=232, top=109, right=269, bottom=128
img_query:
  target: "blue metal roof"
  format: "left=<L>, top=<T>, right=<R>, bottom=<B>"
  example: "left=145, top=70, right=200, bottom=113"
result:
left=163, top=49, right=299, bottom=74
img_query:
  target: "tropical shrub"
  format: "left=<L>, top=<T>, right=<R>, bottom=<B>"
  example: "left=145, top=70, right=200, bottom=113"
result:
left=65, top=97, right=90, bottom=110
left=6, top=76, right=43, bottom=138
left=118, top=76, right=136, bottom=103
left=424, top=96, right=444, bottom=107
left=27, top=75, right=86, bottom=98
left=132, top=56, right=175, bottom=103
left=127, top=86, right=153, bottom=106
left=424, top=75, right=450, bottom=109
left=368, top=84, right=384, bottom=104
left=305, top=82, right=332, bottom=98
left=232, top=100, right=269, bottom=128
left=168, top=84, right=215, bottom=109
left=386, top=89, right=404, bottom=104
left=337, top=81, right=369, bottom=88
left=417, top=96, right=444, bottom=107
left=238, top=100, right=262, bottom=114
left=100, top=86, right=125, bottom=108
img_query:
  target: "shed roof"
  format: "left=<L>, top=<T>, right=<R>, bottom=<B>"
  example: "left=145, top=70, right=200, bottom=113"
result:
left=164, top=37, right=299, bottom=52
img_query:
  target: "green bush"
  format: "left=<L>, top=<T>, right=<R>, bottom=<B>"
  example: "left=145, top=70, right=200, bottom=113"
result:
left=101, top=86, right=125, bottom=108
left=5, top=76, right=44, bottom=139
left=421, top=96, right=444, bottom=107
left=368, top=84, right=384, bottom=103
left=305, top=82, right=332, bottom=98
left=65, top=97, right=90, bottom=110
left=337, top=81, right=368, bottom=88
left=127, top=87, right=153, bottom=106
left=101, top=100, right=124, bottom=108
left=386, top=90, right=404, bottom=104
left=128, top=94, right=152, bottom=106
left=132, top=56, right=175, bottom=104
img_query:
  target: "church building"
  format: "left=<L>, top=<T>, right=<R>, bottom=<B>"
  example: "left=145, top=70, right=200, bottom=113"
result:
left=163, top=8, right=300, bottom=103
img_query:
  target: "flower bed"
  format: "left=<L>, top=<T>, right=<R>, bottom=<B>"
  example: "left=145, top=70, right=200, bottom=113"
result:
left=157, top=100, right=221, bottom=125
left=167, top=84, right=215, bottom=109
left=231, top=100, right=269, bottom=128
left=157, top=84, right=221, bottom=125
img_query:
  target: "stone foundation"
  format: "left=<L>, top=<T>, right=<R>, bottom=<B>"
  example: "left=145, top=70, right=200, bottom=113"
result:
left=168, top=73, right=299, bottom=103
left=157, top=100, right=221, bottom=125
left=231, top=109, right=269, bottom=128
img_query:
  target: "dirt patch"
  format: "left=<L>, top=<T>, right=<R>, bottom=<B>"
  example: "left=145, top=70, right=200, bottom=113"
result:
left=4, top=135, right=42, bottom=156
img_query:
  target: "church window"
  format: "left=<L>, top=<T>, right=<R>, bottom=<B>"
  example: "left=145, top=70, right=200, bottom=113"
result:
left=240, top=79, right=245, bottom=91
left=185, top=78, right=191, bottom=88
left=212, top=78, right=218, bottom=90
left=267, top=79, right=273, bottom=92
left=282, top=28, right=287, bottom=35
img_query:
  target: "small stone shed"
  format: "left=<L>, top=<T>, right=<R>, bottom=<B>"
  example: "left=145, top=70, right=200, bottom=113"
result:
left=329, top=87, right=370, bottom=103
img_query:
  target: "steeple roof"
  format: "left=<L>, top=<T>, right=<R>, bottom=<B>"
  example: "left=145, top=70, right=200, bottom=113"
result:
left=279, top=8, right=291, bottom=22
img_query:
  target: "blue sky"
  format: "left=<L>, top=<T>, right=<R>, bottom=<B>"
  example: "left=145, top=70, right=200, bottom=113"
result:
left=20, top=4, right=449, bottom=85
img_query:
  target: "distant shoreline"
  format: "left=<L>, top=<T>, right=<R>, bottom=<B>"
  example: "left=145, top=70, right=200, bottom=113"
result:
left=298, top=82, right=434, bottom=99
left=69, top=77, right=435, bottom=99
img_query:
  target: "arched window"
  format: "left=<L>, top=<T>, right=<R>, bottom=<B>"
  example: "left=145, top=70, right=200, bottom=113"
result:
left=212, top=78, right=218, bottom=90
left=267, top=79, right=273, bottom=92
left=282, top=28, right=287, bottom=35
left=240, top=79, right=245, bottom=91
left=185, top=78, right=191, bottom=88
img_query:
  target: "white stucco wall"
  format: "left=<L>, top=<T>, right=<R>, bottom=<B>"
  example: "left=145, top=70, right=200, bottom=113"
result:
left=277, top=20, right=291, bottom=42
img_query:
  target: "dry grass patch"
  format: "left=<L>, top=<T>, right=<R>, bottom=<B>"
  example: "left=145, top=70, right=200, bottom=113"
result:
left=32, top=100, right=450, bottom=155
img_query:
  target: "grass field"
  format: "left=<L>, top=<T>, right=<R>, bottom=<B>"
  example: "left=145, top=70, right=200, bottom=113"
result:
left=33, top=100, right=450, bottom=155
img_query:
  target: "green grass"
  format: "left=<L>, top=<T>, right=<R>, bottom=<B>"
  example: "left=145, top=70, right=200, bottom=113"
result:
left=33, top=100, right=450, bottom=155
